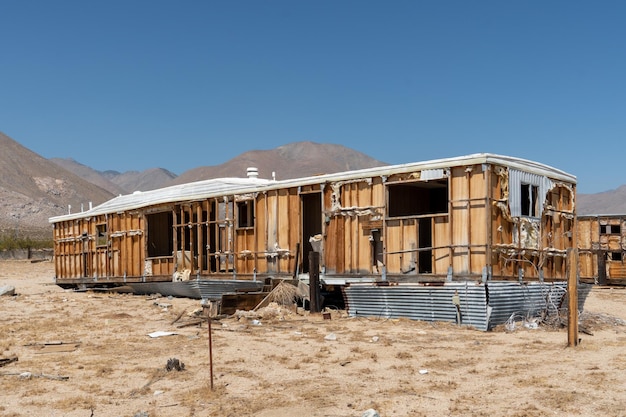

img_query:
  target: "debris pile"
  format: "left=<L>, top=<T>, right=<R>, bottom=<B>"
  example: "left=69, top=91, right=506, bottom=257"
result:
left=165, top=358, right=185, bottom=372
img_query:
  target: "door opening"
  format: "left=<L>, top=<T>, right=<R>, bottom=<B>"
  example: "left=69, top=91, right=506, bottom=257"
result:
left=301, top=193, right=322, bottom=274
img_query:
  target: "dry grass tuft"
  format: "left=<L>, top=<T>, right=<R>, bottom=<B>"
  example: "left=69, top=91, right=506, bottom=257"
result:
left=52, top=395, right=96, bottom=412
left=266, top=281, right=300, bottom=305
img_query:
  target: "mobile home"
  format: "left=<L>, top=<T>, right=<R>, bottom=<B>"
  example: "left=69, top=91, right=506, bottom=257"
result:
left=578, top=214, right=626, bottom=285
left=50, top=153, right=577, bottom=293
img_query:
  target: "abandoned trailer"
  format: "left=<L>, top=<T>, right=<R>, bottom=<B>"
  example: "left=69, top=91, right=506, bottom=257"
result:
left=49, top=153, right=586, bottom=330
left=578, top=214, right=626, bottom=286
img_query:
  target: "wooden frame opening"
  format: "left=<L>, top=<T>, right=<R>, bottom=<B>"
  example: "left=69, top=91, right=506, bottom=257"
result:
left=146, top=212, right=173, bottom=258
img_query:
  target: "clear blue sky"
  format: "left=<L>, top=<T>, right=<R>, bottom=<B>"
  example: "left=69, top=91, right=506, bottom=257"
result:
left=1, top=1, right=624, bottom=194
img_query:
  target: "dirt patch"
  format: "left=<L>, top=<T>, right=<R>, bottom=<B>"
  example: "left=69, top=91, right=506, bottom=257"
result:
left=1, top=260, right=625, bottom=416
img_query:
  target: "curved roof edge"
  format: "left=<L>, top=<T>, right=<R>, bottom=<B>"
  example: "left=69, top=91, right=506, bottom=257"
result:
left=50, top=153, right=576, bottom=223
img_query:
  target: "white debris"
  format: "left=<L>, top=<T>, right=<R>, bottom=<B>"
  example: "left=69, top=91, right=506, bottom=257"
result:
left=147, top=331, right=178, bottom=338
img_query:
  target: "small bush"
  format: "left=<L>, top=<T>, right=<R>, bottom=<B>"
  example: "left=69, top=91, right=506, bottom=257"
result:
left=0, top=235, right=53, bottom=251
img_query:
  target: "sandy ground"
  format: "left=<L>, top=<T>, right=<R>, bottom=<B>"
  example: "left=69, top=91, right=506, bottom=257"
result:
left=1, top=259, right=625, bottom=417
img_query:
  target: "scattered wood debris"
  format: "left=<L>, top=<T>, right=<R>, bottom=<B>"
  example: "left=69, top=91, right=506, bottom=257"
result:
left=25, top=341, right=81, bottom=354
left=0, top=371, right=69, bottom=381
left=0, top=356, right=18, bottom=367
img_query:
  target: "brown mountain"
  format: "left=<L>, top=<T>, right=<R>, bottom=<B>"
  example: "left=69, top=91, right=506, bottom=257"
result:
left=0, top=132, right=114, bottom=239
left=577, top=186, right=626, bottom=215
left=51, top=158, right=177, bottom=194
left=101, top=168, right=177, bottom=193
left=3, top=130, right=625, bottom=240
left=170, top=141, right=388, bottom=185
left=50, top=158, right=128, bottom=195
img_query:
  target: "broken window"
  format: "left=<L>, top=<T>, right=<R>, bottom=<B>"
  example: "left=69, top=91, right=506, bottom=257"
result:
left=387, top=179, right=448, bottom=218
left=96, top=224, right=107, bottom=247
left=520, top=183, right=539, bottom=217
left=147, top=212, right=174, bottom=257
left=607, top=252, right=623, bottom=261
left=600, top=224, right=621, bottom=235
left=508, top=169, right=552, bottom=218
left=237, top=200, right=254, bottom=228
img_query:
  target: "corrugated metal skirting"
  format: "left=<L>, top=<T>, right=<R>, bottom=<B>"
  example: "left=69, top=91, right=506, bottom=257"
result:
left=128, top=279, right=265, bottom=300
left=343, top=281, right=591, bottom=331
left=194, top=280, right=265, bottom=300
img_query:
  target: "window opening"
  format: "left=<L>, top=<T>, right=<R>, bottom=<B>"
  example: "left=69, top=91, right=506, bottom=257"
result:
left=96, top=224, right=107, bottom=247
left=607, top=252, right=623, bottom=261
left=237, top=200, right=254, bottom=228
left=387, top=179, right=448, bottom=218
left=147, top=212, right=173, bottom=257
left=600, top=224, right=621, bottom=235
left=521, top=183, right=539, bottom=217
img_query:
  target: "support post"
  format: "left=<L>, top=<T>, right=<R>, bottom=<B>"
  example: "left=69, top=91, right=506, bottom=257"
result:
left=309, top=251, right=321, bottom=313
left=567, top=247, right=579, bottom=347
left=293, top=242, right=300, bottom=279
left=208, top=316, right=214, bottom=390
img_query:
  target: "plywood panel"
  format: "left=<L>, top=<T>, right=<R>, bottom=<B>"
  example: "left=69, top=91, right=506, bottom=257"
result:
left=385, top=219, right=417, bottom=274
left=266, top=191, right=278, bottom=250
left=469, top=168, right=488, bottom=275
left=255, top=193, right=268, bottom=273
left=287, top=189, right=300, bottom=273
left=450, top=167, right=470, bottom=274
left=385, top=219, right=402, bottom=274
left=577, top=219, right=593, bottom=250
left=578, top=252, right=596, bottom=279
left=277, top=189, right=290, bottom=239
left=357, top=181, right=374, bottom=274
left=235, top=229, right=255, bottom=274
left=433, top=216, right=450, bottom=274
left=608, top=261, right=626, bottom=280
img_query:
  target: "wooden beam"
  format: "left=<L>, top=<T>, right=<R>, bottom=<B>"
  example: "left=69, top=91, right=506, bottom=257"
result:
left=567, top=247, right=579, bottom=347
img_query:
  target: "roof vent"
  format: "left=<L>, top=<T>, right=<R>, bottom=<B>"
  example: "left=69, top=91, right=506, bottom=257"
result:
left=247, top=167, right=259, bottom=179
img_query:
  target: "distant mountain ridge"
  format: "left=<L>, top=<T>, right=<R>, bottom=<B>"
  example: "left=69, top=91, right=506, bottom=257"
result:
left=0, top=131, right=624, bottom=239
left=50, top=158, right=177, bottom=194
left=576, top=185, right=626, bottom=216
left=0, top=132, right=114, bottom=239
left=170, top=141, right=389, bottom=185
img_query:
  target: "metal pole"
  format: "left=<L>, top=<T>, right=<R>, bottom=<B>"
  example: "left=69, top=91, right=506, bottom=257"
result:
left=208, top=316, right=214, bottom=390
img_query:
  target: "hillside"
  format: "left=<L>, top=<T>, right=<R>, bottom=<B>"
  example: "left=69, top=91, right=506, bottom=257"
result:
left=2, top=130, right=625, bottom=240
left=49, top=158, right=128, bottom=195
left=170, top=141, right=388, bottom=184
left=0, top=132, right=114, bottom=239
left=101, top=168, right=177, bottom=193
left=577, top=185, right=626, bottom=215
left=0, top=136, right=388, bottom=239
left=51, top=158, right=177, bottom=194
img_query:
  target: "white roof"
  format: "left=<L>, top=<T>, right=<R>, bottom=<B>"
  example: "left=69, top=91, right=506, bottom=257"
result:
left=49, top=153, right=576, bottom=223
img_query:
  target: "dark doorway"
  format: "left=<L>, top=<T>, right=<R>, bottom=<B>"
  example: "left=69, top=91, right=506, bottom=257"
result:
left=301, top=193, right=322, bottom=274
left=418, top=218, right=432, bottom=273
left=147, top=212, right=173, bottom=258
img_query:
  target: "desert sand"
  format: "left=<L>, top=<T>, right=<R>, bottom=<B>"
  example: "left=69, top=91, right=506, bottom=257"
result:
left=1, top=259, right=625, bottom=417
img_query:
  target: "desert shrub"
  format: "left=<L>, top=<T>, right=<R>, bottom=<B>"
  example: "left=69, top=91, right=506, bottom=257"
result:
left=0, top=234, right=53, bottom=250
